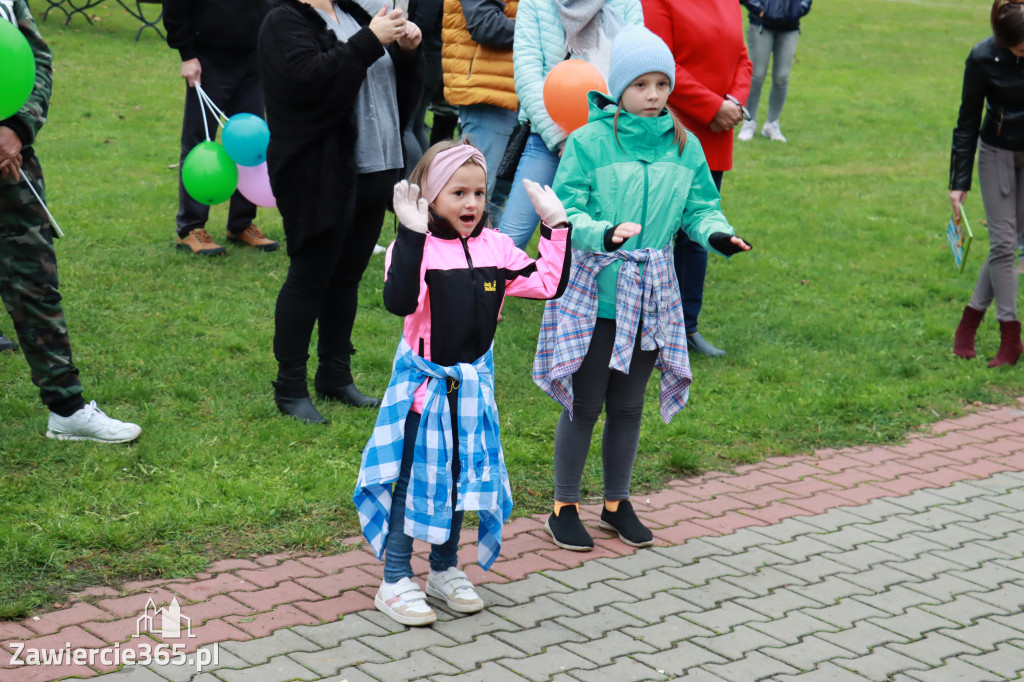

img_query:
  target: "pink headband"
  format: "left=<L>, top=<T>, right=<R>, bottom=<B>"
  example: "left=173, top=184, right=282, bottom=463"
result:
left=422, top=145, right=487, bottom=203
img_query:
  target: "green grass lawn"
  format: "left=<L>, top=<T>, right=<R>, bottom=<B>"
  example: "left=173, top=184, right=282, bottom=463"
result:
left=0, top=0, right=1014, bottom=618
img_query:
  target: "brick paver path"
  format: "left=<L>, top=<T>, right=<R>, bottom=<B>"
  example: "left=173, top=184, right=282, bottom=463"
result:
left=3, top=402, right=1024, bottom=681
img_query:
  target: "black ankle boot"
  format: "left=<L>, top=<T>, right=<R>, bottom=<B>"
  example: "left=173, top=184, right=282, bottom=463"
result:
left=272, top=365, right=327, bottom=424
left=314, top=354, right=381, bottom=408
left=0, top=329, right=18, bottom=353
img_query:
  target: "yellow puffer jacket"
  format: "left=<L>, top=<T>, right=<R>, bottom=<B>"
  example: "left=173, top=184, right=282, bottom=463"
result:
left=441, top=0, right=518, bottom=111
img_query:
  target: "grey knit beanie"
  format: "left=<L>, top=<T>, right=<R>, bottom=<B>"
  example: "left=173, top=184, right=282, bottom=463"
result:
left=607, top=25, right=676, bottom=102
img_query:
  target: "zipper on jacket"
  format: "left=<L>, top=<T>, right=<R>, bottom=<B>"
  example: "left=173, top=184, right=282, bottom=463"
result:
left=640, top=161, right=650, bottom=230
left=998, top=107, right=1005, bottom=137
left=460, top=237, right=474, bottom=269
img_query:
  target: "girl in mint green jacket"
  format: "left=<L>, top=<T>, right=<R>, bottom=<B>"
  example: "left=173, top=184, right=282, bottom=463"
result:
left=533, top=26, right=751, bottom=552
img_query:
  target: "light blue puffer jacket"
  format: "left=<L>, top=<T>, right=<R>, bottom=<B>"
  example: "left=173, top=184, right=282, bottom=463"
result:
left=512, top=0, right=643, bottom=151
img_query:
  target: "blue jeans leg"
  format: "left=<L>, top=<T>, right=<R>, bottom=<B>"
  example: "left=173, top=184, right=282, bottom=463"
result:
left=458, top=104, right=519, bottom=225
left=675, top=171, right=723, bottom=334
left=498, top=133, right=561, bottom=250
left=382, top=411, right=464, bottom=582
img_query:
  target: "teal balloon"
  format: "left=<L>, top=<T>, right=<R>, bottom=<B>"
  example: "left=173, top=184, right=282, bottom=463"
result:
left=222, top=113, right=270, bottom=167
left=182, top=141, right=238, bottom=205
left=0, top=20, right=35, bottom=121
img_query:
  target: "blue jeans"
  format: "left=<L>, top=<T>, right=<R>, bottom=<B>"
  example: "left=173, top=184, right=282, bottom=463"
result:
left=498, top=133, right=561, bottom=250
left=746, top=25, right=800, bottom=124
left=675, top=170, right=724, bottom=334
left=382, top=409, right=464, bottom=583
left=458, top=104, right=518, bottom=226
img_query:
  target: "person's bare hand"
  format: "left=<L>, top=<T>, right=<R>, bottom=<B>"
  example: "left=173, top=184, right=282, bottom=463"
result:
left=369, top=6, right=407, bottom=45
left=950, top=190, right=968, bottom=223
left=611, top=222, right=641, bottom=244
left=0, top=126, right=24, bottom=180
left=180, top=58, right=201, bottom=87
left=710, top=99, right=743, bottom=133
left=397, top=20, right=421, bottom=51
left=0, top=153, right=23, bottom=182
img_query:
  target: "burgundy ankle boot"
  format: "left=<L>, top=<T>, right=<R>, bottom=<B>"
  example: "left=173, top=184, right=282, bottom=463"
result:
left=953, top=306, right=985, bottom=359
left=989, top=320, right=1023, bottom=368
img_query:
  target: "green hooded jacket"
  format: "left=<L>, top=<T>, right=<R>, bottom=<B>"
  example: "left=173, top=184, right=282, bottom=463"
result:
left=553, top=91, right=734, bottom=320
left=1, top=0, right=53, bottom=149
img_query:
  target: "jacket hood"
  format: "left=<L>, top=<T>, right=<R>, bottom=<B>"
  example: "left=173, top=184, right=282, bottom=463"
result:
left=583, top=90, right=678, bottom=160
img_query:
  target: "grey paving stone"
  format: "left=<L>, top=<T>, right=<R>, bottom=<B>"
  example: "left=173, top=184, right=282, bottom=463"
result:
left=599, top=569, right=689, bottom=600
left=426, top=633, right=526, bottom=671
left=963, top=472, right=1023, bottom=493
left=884, top=553, right=965, bottom=580
left=966, top=581, right=1024, bottom=612
left=925, top=481, right=991, bottom=504
left=961, top=513, right=1024, bottom=539
left=215, top=655, right=319, bottom=682
left=886, top=490, right=954, bottom=513
left=886, top=632, right=983, bottom=666
left=948, top=641, right=1024, bottom=678
left=938, top=619, right=1024, bottom=651
left=746, top=611, right=839, bottom=645
left=555, top=604, right=647, bottom=637
left=850, top=585, right=938, bottom=616
left=290, top=639, right=389, bottom=677
left=841, top=564, right=921, bottom=592
left=633, top=641, right=729, bottom=676
left=718, top=566, right=802, bottom=597
left=661, top=558, right=745, bottom=588
left=974, top=533, right=1024, bottom=561
left=145, top=646, right=249, bottom=682
left=484, top=573, right=573, bottom=604
left=360, top=627, right=456, bottom=660
left=680, top=601, right=772, bottom=634
left=490, top=619, right=588, bottom=655
left=748, top=518, right=823, bottom=544
left=702, top=528, right=780, bottom=554
left=951, top=563, right=1024, bottom=591
left=902, top=657, right=1004, bottom=682
left=358, top=649, right=459, bottom=681
left=871, top=607, right=961, bottom=640
left=788, top=576, right=872, bottom=605
left=760, top=635, right=855, bottom=672
left=623, top=614, right=715, bottom=648
left=699, top=650, right=801, bottom=682
left=844, top=499, right=918, bottom=523
left=490, top=595, right=582, bottom=629
left=762, top=536, right=844, bottom=563
left=920, top=593, right=1011, bottom=626
left=904, top=573, right=986, bottom=602
left=499, top=644, right=596, bottom=681
left=774, top=661, right=874, bottom=681
left=544, top=561, right=630, bottom=591
left=797, top=508, right=875, bottom=533
left=948, top=498, right=1023, bottom=521
left=906, top=524, right=992, bottom=552
left=648, top=537, right=731, bottom=563
left=561, top=629, right=657, bottom=666
left=937, top=543, right=1014, bottom=570
left=712, top=546, right=795, bottom=573
left=818, top=543, right=903, bottom=572
left=676, top=670, right=730, bottom=681
left=293, top=613, right=390, bottom=648
left=220, top=630, right=320, bottom=666
left=990, top=610, right=1024, bottom=634
left=775, top=556, right=853, bottom=583
left=357, top=608, right=414, bottom=633
left=810, top=525, right=889, bottom=552
left=545, top=580, right=636, bottom=613
left=993, top=554, right=1024, bottom=575
left=817, top=620, right=911, bottom=655
left=427, top=608, right=518, bottom=644
left=734, top=588, right=822, bottom=619
left=690, top=624, right=787, bottom=661
left=611, top=593, right=702, bottom=625
left=865, top=534, right=950, bottom=562
left=833, top=647, right=930, bottom=679
left=101, top=667, right=168, bottom=681
left=671, top=578, right=758, bottom=610
left=428, top=660, right=530, bottom=682
left=895, top=507, right=974, bottom=532
left=566, top=657, right=669, bottom=681
left=801, top=597, right=890, bottom=629
left=596, top=549, right=679, bottom=577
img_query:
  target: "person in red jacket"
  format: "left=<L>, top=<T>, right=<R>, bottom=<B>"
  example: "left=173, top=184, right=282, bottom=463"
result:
left=642, top=0, right=751, bottom=357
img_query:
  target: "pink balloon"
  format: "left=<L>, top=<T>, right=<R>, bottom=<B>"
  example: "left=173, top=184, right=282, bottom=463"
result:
left=236, top=162, right=277, bottom=208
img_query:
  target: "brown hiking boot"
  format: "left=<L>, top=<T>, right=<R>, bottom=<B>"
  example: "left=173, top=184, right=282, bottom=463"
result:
left=227, top=224, right=280, bottom=251
left=176, top=228, right=226, bottom=256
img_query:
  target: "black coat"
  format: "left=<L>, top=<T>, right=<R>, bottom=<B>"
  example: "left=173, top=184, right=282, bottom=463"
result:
left=163, top=0, right=268, bottom=61
left=258, top=0, right=424, bottom=255
left=951, top=37, right=1024, bottom=192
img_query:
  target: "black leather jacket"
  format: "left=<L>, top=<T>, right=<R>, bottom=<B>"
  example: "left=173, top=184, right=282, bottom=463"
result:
left=951, top=37, right=1024, bottom=191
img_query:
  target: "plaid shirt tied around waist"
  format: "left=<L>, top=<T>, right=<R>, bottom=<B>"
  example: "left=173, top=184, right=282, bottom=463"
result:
left=533, top=245, right=692, bottom=424
left=353, top=338, right=513, bottom=571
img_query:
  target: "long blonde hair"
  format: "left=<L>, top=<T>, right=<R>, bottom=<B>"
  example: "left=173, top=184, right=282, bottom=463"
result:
left=613, top=103, right=688, bottom=156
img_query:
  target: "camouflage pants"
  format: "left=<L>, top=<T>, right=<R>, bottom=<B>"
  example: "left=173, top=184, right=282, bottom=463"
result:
left=0, top=150, right=82, bottom=407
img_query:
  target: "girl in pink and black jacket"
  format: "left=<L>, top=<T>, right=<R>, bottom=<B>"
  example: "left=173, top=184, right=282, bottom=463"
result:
left=354, top=139, right=570, bottom=627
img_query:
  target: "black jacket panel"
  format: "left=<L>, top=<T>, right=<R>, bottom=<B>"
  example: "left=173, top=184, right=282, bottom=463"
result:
left=163, top=0, right=268, bottom=61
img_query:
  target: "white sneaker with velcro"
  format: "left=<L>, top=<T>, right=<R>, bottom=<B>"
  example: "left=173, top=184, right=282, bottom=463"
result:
left=426, top=567, right=484, bottom=613
left=375, top=577, right=437, bottom=626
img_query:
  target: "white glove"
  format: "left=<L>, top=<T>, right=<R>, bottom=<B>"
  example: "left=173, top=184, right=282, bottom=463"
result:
left=523, top=179, right=568, bottom=227
left=392, top=180, right=429, bottom=234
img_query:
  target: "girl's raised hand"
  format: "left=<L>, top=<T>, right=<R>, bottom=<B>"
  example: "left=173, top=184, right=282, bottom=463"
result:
left=393, top=180, right=429, bottom=233
left=369, top=6, right=407, bottom=46
left=611, top=222, right=642, bottom=244
left=523, top=179, right=568, bottom=227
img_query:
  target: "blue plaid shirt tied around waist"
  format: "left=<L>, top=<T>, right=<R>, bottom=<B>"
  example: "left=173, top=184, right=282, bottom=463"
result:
left=534, top=245, right=692, bottom=424
left=353, top=338, right=513, bottom=571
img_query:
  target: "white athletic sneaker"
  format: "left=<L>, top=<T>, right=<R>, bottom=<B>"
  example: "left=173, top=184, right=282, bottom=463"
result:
left=46, top=401, right=142, bottom=443
left=737, top=120, right=756, bottom=141
left=761, top=120, right=787, bottom=142
left=426, top=567, right=484, bottom=613
left=375, top=577, right=437, bottom=626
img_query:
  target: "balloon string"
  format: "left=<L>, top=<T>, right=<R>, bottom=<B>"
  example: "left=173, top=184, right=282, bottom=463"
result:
left=22, top=172, right=65, bottom=237
left=195, top=86, right=211, bottom=142
left=195, top=85, right=228, bottom=125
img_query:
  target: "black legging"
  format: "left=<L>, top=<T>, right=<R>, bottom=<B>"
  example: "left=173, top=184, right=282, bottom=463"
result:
left=273, top=168, right=399, bottom=367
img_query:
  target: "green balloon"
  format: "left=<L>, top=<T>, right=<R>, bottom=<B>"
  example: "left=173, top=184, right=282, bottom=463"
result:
left=182, top=141, right=238, bottom=205
left=0, top=19, right=35, bottom=121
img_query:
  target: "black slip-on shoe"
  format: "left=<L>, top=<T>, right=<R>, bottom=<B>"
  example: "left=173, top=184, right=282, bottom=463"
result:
left=599, top=500, right=654, bottom=547
left=545, top=505, right=593, bottom=551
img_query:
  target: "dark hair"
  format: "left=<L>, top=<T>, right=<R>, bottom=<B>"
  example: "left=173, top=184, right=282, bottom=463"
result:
left=612, top=103, right=688, bottom=156
left=992, top=0, right=1024, bottom=48
left=408, top=138, right=487, bottom=204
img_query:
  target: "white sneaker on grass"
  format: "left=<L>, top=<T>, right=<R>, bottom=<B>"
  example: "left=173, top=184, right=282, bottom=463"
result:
left=761, top=120, right=787, bottom=142
left=737, top=120, right=756, bottom=141
left=46, top=401, right=141, bottom=443
left=375, top=577, right=436, bottom=626
left=426, top=567, right=484, bottom=613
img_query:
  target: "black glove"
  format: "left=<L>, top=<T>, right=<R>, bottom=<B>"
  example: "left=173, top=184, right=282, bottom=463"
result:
left=709, top=232, right=751, bottom=256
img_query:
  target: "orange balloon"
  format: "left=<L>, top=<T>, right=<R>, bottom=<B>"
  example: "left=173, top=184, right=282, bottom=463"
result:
left=543, top=60, right=607, bottom=135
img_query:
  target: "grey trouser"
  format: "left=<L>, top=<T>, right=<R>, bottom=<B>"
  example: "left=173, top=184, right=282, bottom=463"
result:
left=746, top=24, right=799, bottom=124
left=970, top=142, right=1024, bottom=321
